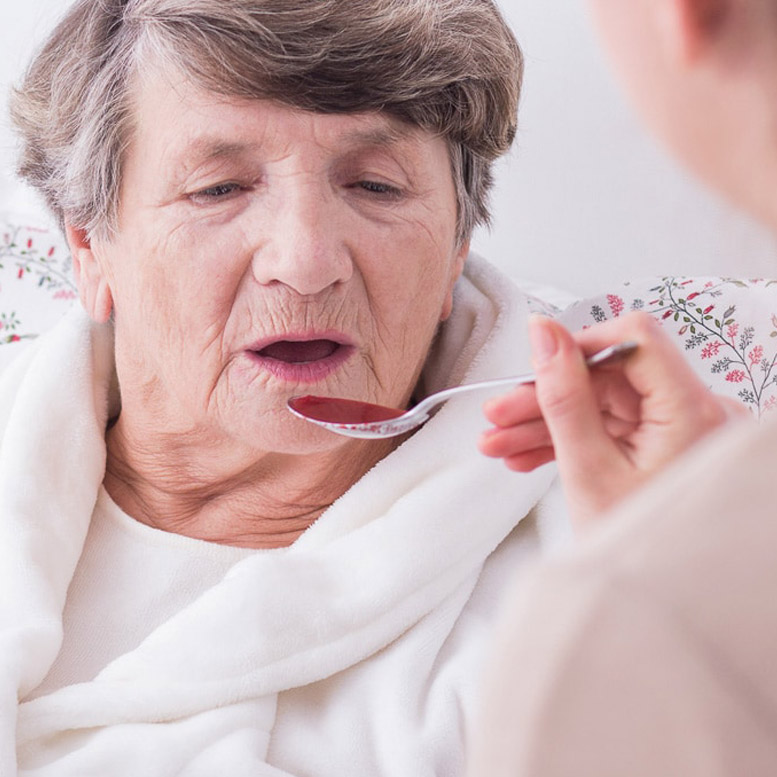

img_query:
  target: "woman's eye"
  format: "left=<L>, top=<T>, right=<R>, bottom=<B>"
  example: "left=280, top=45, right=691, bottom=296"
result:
left=356, top=180, right=402, bottom=198
left=189, top=182, right=243, bottom=203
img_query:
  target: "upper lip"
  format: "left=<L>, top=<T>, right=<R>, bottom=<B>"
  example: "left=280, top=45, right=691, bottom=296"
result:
left=246, top=331, right=356, bottom=353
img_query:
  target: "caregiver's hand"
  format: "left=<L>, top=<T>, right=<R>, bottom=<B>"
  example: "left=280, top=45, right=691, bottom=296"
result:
left=479, top=313, right=745, bottom=531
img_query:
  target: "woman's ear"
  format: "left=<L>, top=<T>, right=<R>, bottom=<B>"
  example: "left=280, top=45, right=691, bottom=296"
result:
left=65, top=222, right=114, bottom=324
left=658, top=0, right=730, bottom=64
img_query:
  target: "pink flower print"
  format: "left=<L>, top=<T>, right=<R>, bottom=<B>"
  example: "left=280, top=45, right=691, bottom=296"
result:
left=749, top=345, right=764, bottom=367
left=703, top=305, right=714, bottom=315
left=47, top=246, right=56, bottom=257
left=52, top=289, right=77, bottom=301
left=704, top=281, right=714, bottom=289
left=686, top=292, right=700, bottom=300
left=727, top=323, right=739, bottom=340
left=9, top=335, right=20, bottom=343
left=772, top=314, right=777, bottom=330
left=701, top=341, right=722, bottom=359
left=725, top=370, right=746, bottom=383
left=607, top=294, right=625, bottom=317
left=26, top=238, right=32, bottom=249
left=662, top=310, right=673, bottom=320
left=17, top=268, right=23, bottom=279
left=764, top=396, right=777, bottom=413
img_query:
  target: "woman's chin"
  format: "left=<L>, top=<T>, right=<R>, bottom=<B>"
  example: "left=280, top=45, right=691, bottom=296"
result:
left=235, top=408, right=355, bottom=457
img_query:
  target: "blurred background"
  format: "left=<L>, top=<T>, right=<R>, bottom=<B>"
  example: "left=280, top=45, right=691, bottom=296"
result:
left=2, top=0, right=776, bottom=295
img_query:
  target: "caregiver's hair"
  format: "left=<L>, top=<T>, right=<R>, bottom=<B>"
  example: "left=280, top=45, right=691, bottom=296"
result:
left=10, top=0, right=522, bottom=245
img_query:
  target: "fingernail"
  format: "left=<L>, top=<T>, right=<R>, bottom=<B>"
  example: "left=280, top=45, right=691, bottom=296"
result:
left=529, top=316, right=558, bottom=365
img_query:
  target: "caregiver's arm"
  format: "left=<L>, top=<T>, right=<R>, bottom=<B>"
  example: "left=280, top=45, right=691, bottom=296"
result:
left=479, top=314, right=745, bottom=531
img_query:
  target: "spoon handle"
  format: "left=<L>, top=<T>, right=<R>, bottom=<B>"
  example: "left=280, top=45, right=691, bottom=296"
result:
left=413, top=340, right=638, bottom=416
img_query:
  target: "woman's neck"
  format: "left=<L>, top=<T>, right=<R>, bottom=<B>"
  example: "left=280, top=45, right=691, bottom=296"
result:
left=103, top=417, right=399, bottom=549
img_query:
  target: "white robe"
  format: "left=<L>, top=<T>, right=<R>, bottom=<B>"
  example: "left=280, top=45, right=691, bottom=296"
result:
left=0, top=256, right=563, bottom=776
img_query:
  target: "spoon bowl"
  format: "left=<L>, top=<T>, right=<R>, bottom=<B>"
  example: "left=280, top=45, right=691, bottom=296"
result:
left=288, top=341, right=637, bottom=439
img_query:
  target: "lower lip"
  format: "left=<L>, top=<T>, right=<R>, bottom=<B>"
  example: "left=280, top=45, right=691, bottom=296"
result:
left=245, top=345, right=355, bottom=383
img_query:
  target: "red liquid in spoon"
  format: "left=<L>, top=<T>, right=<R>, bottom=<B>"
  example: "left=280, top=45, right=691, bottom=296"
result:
left=289, top=395, right=404, bottom=424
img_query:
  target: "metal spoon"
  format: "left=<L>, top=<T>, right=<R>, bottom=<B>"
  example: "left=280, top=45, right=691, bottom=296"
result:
left=287, top=341, right=638, bottom=439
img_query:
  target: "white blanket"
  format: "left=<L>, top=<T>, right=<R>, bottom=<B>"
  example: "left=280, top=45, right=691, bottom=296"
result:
left=0, top=256, right=560, bottom=776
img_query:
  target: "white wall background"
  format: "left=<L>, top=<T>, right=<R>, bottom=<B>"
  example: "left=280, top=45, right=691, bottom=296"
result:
left=473, top=1, right=777, bottom=293
left=2, top=0, right=776, bottom=295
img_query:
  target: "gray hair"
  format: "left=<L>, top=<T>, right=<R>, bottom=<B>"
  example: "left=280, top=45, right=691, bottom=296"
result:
left=11, top=0, right=523, bottom=245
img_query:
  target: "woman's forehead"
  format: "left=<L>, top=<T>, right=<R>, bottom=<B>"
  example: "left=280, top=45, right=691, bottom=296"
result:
left=128, top=73, right=443, bottom=172
left=170, top=120, right=427, bottom=169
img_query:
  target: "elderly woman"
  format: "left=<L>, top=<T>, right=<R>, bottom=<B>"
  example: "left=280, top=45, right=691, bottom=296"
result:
left=1, top=0, right=560, bottom=774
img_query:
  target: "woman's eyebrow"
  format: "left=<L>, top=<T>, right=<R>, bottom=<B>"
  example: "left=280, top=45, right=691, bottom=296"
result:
left=344, top=126, right=405, bottom=144
left=339, top=124, right=419, bottom=152
left=176, top=138, right=257, bottom=167
left=167, top=139, right=259, bottom=184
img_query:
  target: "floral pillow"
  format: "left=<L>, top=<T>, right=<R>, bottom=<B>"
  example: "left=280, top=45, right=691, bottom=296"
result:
left=0, top=212, right=77, bottom=371
left=558, top=276, right=777, bottom=417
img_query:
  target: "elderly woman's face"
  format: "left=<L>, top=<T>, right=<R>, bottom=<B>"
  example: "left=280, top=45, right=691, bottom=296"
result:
left=83, top=70, right=467, bottom=454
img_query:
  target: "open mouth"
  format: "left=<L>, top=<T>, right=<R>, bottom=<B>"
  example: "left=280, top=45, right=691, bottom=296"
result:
left=257, top=339, right=341, bottom=364
left=247, top=336, right=354, bottom=383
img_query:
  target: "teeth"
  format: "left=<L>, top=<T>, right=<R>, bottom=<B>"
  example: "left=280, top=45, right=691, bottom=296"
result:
left=258, top=339, right=339, bottom=364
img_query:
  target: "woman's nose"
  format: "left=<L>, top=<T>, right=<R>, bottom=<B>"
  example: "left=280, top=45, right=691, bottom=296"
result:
left=250, top=188, right=353, bottom=296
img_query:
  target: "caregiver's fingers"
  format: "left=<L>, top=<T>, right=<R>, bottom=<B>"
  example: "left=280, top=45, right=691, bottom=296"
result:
left=482, top=384, right=540, bottom=427
left=573, top=312, right=733, bottom=461
left=479, top=418, right=552, bottom=459
left=479, top=410, right=636, bottom=467
left=502, top=446, right=556, bottom=473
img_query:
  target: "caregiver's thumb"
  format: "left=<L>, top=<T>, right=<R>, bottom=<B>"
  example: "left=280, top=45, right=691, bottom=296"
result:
left=528, top=315, right=624, bottom=529
left=528, top=316, right=605, bottom=445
